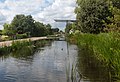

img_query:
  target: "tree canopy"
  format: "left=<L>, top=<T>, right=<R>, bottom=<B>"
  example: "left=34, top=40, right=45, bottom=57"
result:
left=75, top=0, right=113, bottom=33
left=111, top=0, right=120, bottom=9
left=72, top=0, right=120, bottom=33
left=3, top=14, right=53, bottom=38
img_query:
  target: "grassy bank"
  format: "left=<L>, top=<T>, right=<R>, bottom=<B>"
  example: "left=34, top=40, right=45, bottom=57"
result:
left=0, top=40, right=48, bottom=56
left=70, top=32, right=120, bottom=81
left=0, top=40, right=33, bottom=55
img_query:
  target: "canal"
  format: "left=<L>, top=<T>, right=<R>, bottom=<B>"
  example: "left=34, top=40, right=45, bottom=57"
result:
left=0, top=40, right=110, bottom=82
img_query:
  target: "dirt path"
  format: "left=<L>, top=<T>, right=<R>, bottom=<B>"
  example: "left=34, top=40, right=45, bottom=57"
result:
left=0, top=37, right=47, bottom=47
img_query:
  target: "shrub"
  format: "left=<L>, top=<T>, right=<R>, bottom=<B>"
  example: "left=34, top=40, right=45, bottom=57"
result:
left=16, top=33, right=28, bottom=39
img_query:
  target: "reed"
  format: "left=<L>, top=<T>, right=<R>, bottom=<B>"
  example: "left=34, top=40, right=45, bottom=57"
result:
left=11, top=40, right=32, bottom=51
left=73, top=32, right=120, bottom=81
left=0, top=40, right=48, bottom=55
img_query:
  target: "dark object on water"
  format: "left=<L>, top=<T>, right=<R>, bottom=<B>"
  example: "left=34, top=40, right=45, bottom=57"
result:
left=61, top=48, right=63, bottom=50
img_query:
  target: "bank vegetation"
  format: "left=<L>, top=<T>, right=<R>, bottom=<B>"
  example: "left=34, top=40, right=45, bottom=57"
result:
left=66, top=0, right=120, bottom=81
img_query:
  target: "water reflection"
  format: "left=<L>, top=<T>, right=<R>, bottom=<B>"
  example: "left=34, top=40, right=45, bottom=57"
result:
left=0, top=47, right=34, bottom=63
left=0, top=41, right=78, bottom=82
left=0, top=40, right=115, bottom=82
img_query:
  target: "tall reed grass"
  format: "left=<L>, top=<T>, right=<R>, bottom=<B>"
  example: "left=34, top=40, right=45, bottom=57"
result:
left=73, top=32, right=120, bottom=81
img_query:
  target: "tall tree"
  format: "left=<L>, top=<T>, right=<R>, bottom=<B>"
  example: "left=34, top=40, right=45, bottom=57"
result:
left=75, top=0, right=113, bottom=33
left=11, top=14, right=25, bottom=34
left=45, top=24, right=52, bottom=35
left=65, top=23, right=72, bottom=34
left=11, top=14, right=35, bottom=36
left=2, top=23, right=16, bottom=36
left=34, top=22, right=47, bottom=36
left=3, top=14, right=53, bottom=38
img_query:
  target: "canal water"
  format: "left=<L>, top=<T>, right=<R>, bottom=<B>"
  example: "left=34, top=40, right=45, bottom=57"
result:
left=0, top=41, right=109, bottom=82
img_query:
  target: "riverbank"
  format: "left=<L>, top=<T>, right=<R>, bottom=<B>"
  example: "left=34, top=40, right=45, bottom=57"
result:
left=0, top=37, right=49, bottom=47
left=0, top=39, right=48, bottom=55
left=68, top=32, right=120, bottom=81
left=0, top=36, right=60, bottom=47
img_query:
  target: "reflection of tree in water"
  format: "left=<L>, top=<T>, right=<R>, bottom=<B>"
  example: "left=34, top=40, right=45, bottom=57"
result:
left=0, top=53, right=9, bottom=61
left=11, top=46, right=35, bottom=62
left=76, top=46, right=110, bottom=82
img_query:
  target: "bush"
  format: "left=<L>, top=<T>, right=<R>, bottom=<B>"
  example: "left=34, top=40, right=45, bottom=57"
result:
left=16, top=33, right=28, bottom=39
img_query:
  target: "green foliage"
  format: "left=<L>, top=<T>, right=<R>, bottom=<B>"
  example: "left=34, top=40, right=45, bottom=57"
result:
left=11, top=40, right=32, bottom=51
left=52, top=28, right=59, bottom=33
left=75, top=0, right=120, bottom=33
left=16, top=33, right=28, bottom=39
left=73, top=0, right=120, bottom=81
left=34, top=40, right=48, bottom=48
left=0, top=46, right=11, bottom=55
left=65, top=23, right=77, bottom=34
left=106, top=5, right=120, bottom=32
left=34, top=22, right=46, bottom=36
left=46, top=24, right=53, bottom=35
left=0, top=39, right=49, bottom=56
left=2, top=23, right=16, bottom=36
left=75, top=0, right=113, bottom=33
left=2, top=14, right=53, bottom=39
left=65, top=23, right=72, bottom=34
left=11, top=45, right=34, bottom=60
left=111, top=0, right=120, bottom=9
left=11, top=14, right=35, bottom=35
left=74, top=33, right=120, bottom=81
left=0, top=30, right=2, bottom=35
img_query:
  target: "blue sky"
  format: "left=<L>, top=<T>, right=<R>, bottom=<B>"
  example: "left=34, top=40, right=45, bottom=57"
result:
left=0, top=0, right=5, bottom=2
left=0, top=0, right=76, bottom=30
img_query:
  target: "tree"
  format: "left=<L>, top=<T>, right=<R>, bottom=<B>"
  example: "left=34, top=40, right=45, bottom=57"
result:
left=65, top=23, right=72, bottom=34
left=2, top=23, right=16, bottom=36
left=24, top=15, right=35, bottom=36
left=34, top=22, right=46, bottom=36
left=11, top=14, right=35, bottom=36
left=11, top=14, right=25, bottom=34
left=45, top=24, right=52, bottom=35
left=75, top=0, right=113, bottom=33
left=0, top=30, right=2, bottom=35
left=2, top=14, right=53, bottom=39
left=52, top=28, right=59, bottom=33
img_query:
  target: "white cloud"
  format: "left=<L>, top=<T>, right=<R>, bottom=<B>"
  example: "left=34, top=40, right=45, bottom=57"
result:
left=5, top=0, right=43, bottom=14
left=34, top=0, right=76, bottom=30
left=0, top=0, right=76, bottom=30
left=0, top=11, right=6, bottom=29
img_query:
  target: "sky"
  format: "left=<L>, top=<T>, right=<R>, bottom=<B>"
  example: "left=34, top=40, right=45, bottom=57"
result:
left=0, top=0, right=76, bottom=30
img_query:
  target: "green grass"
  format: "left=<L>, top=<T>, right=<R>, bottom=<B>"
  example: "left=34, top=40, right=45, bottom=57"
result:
left=0, top=40, right=33, bottom=55
left=0, top=40, right=49, bottom=56
left=73, top=32, right=120, bottom=81
left=11, top=40, right=32, bottom=51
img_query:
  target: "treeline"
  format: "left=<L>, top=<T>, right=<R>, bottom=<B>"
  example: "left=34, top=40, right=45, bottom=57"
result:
left=2, top=14, right=59, bottom=39
left=66, top=0, right=120, bottom=34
